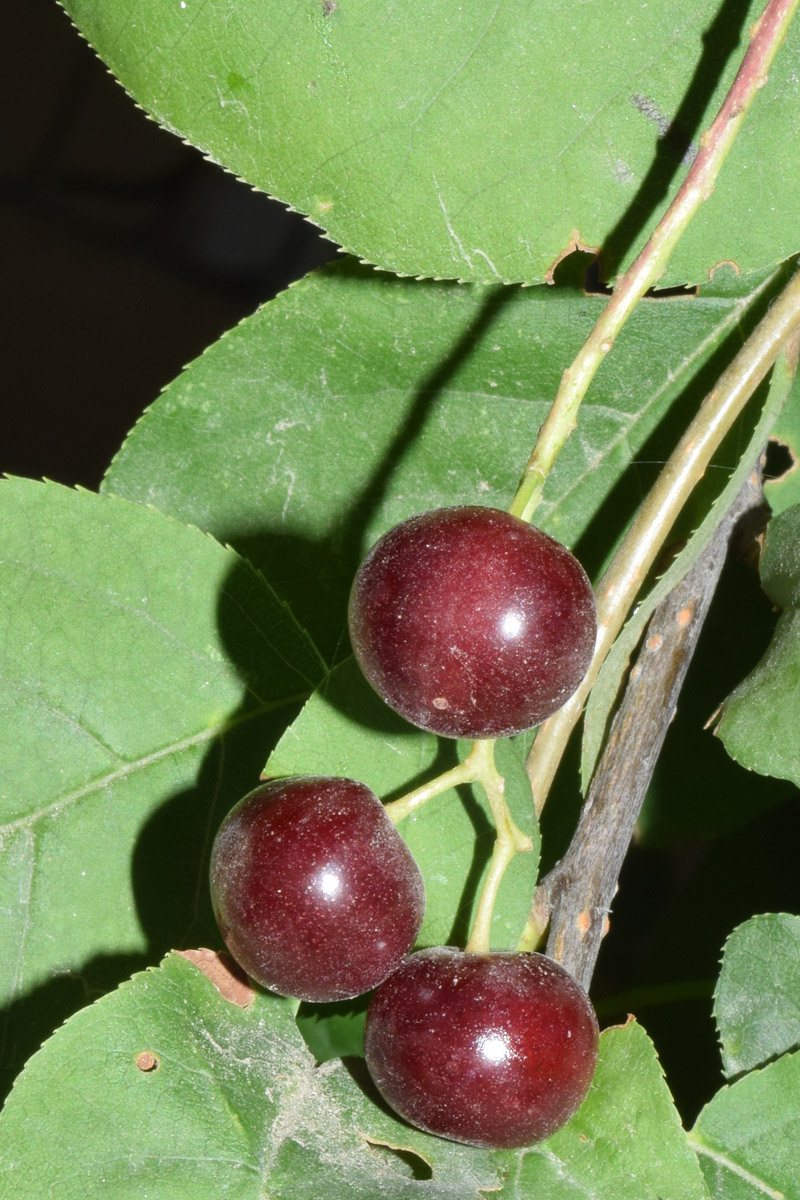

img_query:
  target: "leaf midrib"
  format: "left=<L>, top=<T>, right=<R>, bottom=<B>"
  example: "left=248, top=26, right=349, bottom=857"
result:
left=0, top=696, right=308, bottom=837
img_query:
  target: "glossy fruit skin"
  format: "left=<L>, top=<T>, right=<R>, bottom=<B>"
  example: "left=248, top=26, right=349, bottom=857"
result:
left=209, top=777, right=425, bottom=1003
left=348, top=506, right=596, bottom=739
left=364, top=948, right=599, bottom=1148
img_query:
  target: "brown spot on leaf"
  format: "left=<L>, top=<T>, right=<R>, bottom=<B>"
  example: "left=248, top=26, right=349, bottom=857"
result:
left=176, top=948, right=256, bottom=1008
left=631, top=93, right=670, bottom=136
left=136, top=1051, right=159, bottom=1072
left=322, top=0, right=338, bottom=13
left=545, top=230, right=600, bottom=285
left=606, top=1013, right=637, bottom=1031
left=708, top=259, right=741, bottom=279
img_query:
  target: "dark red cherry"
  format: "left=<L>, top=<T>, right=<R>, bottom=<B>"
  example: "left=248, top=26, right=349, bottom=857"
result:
left=348, top=506, right=596, bottom=739
left=364, top=947, right=599, bottom=1148
left=209, top=777, right=425, bottom=1003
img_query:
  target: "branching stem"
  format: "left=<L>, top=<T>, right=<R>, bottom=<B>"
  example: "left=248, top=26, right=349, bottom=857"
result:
left=384, top=750, right=482, bottom=824
left=526, top=263, right=800, bottom=814
left=508, top=0, right=799, bottom=525
left=386, top=740, right=532, bottom=954
left=526, top=467, right=766, bottom=987
left=387, top=0, right=800, bottom=969
left=464, top=741, right=532, bottom=954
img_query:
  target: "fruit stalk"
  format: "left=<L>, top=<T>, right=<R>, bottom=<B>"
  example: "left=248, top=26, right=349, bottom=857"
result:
left=387, top=739, right=532, bottom=954
left=508, top=0, right=799, bottom=525
left=384, top=749, right=482, bottom=824
left=463, top=740, right=532, bottom=954
left=527, top=264, right=800, bottom=813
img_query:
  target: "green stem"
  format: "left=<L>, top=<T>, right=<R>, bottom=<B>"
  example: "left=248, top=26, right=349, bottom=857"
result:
left=387, top=739, right=532, bottom=954
left=508, top=0, right=799, bottom=525
left=464, top=740, right=532, bottom=954
left=384, top=751, right=482, bottom=824
left=527, top=264, right=800, bottom=815
left=465, top=838, right=519, bottom=955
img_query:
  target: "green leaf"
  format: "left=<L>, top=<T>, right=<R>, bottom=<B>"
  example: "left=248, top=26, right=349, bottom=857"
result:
left=266, top=658, right=540, bottom=956
left=0, top=479, right=325, bottom=1093
left=759, top=503, right=800, bottom=610
left=104, top=260, right=783, bottom=659
left=60, top=0, right=800, bottom=285
left=714, top=914, right=800, bottom=1079
left=0, top=954, right=706, bottom=1199
left=0, top=951, right=503, bottom=1199
left=717, top=502, right=800, bottom=786
left=295, top=991, right=370, bottom=1063
left=690, top=1052, right=800, bottom=1199
left=513, top=1021, right=708, bottom=1200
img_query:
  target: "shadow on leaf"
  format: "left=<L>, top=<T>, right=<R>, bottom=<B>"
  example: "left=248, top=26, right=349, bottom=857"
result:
left=599, top=0, right=753, bottom=282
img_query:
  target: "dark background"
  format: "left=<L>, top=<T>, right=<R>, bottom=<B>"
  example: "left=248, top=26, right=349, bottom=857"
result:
left=3, top=0, right=335, bottom=490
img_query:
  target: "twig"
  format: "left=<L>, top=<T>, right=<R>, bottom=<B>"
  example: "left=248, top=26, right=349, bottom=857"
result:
left=526, top=264, right=800, bottom=815
left=509, top=0, right=799, bottom=524
left=528, top=470, right=765, bottom=990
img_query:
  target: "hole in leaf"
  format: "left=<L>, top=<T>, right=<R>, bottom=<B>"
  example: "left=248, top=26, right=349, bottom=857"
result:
left=764, top=437, right=797, bottom=484
left=545, top=233, right=600, bottom=286
left=550, top=249, right=599, bottom=291
left=584, top=261, right=698, bottom=299
left=366, top=1140, right=433, bottom=1181
left=646, top=283, right=698, bottom=299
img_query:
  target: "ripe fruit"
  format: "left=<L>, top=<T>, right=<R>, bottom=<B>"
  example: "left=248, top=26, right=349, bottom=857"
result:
left=364, top=947, right=598, bottom=1148
left=348, top=506, right=596, bottom=739
left=209, top=777, right=425, bottom=1003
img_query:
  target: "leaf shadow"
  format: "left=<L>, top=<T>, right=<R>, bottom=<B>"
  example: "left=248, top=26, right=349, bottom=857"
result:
left=599, top=0, right=753, bottom=283
left=0, top=697, right=292, bottom=1106
left=218, top=280, right=517, bottom=665
left=303, top=654, right=427, bottom=739
left=0, top=285, right=523, bottom=1110
left=0, top=952, right=149, bottom=1104
left=444, top=784, right=496, bottom=950
left=131, top=704, right=292, bottom=958
left=342, top=1054, right=422, bottom=1133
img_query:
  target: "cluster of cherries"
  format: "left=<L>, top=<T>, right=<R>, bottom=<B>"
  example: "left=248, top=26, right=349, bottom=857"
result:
left=210, top=506, right=600, bottom=1149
